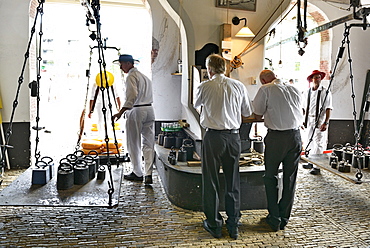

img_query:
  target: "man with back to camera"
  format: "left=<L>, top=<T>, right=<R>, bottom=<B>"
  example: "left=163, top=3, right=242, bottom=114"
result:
left=253, top=70, right=303, bottom=231
left=112, top=54, right=155, bottom=185
left=194, top=54, right=253, bottom=239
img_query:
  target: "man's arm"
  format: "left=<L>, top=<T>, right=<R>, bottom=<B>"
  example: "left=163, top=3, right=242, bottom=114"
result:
left=319, top=108, right=331, bottom=131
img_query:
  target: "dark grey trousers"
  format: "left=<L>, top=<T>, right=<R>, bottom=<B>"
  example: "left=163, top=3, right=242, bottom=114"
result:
left=202, top=131, right=241, bottom=228
left=263, top=129, right=302, bottom=225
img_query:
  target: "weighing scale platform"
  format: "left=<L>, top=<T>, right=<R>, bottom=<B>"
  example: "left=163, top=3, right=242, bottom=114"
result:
left=301, top=153, right=370, bottom=184
left=0, top=163, right=124, bottom=208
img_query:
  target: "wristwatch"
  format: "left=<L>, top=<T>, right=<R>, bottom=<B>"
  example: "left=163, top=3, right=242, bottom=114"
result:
left=323, top=122, right=329, bottom=125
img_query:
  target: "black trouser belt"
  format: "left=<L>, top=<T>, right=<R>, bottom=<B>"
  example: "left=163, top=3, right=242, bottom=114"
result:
left=207, top=128, right=239, bottom=134
left=133, top=104, right=152, bottom=107
left=268, top=128, right=299, bottom=133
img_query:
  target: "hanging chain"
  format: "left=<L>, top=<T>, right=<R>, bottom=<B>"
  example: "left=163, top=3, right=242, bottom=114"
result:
left=1, top=0, right=45, bottom=170
left=304, top=24, right=350, bottom=156
left=89, top=1, right=120, bottom=206
left=33, top=3, right=45, bottom=163
left=304, top=22, right=367, bottom=182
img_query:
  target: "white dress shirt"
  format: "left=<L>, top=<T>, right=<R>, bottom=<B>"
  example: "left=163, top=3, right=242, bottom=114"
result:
left=253, top=79, right=303, bottom=130
left=194, top=74, right=253, bottom=130
left=304, top=85, right=333, bottom=121
left=122, top=67, right=153, bottom=108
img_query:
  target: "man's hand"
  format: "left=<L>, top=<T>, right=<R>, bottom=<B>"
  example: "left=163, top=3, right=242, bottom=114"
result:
left=112, top=112, right=123, bottom=122
left=319, top=123, right=328, bottom=131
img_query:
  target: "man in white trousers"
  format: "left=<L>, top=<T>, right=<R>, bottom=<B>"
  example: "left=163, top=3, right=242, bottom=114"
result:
left=112, top=54, right=155, bottom=185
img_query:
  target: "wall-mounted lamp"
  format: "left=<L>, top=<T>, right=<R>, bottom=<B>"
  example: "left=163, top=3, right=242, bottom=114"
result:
left=232, top=16, right=255, bottom=38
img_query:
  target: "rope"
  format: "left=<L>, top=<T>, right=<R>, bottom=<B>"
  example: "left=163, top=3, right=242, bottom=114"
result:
left=230, top=0, right=295, bottom=70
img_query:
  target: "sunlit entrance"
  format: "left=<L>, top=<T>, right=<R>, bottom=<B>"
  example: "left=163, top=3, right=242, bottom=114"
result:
left=30, top=1, right=152, bottom=164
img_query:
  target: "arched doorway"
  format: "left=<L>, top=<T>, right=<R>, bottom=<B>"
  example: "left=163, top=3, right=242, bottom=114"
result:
left=28, top=0, right=152, bottom=163
left=263, top=1, right=332, bottom=147
left=264, top=1, right=331, bottom=92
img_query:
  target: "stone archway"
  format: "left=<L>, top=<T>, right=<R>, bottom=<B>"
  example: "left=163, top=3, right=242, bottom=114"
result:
left=305, top=1, right=332, bottom=80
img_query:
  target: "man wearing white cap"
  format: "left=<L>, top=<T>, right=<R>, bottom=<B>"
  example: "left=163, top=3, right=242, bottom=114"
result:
left=112, top=54, right=155, bottom=184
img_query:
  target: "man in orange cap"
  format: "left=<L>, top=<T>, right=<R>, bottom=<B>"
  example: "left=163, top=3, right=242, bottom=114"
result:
left=303, top=70, right=333, bottom=170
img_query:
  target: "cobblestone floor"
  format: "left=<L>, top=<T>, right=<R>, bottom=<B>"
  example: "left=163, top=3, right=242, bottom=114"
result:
left=0, top=162, right=370, bottom=247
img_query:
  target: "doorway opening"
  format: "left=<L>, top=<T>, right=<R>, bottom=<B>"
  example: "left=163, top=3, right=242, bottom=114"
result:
left=29, top=1, right=152, bottom=164
left=263, top=1, right=331, bottom=149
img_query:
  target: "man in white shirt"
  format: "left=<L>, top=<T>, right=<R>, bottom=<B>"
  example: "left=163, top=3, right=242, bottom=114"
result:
left=88, top=72, right=121, bottom=139
left=253, top=70, right=303, bottom=232
left=112, top=54, right=155, bottom=185
left=194, top=54, right=253, bottom=239
left=303, top=70, right=333, bottom=155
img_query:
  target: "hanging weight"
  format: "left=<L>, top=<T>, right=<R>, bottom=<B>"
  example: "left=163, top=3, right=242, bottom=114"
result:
left=352, top=155, right=364, bottom=169
left=74, top=150, right=85, bottom=163
left=158, top=133, right=164, bottom=146
left=88, top=150, right=100, bottom=171
left=182, top=139, right=195, bottom=161
left=66, top=153, right=78, bottom=166
left=163, top=135, right=176, bottom=149
left=329, top=153, right=338, bottom=166
left=175, top=136, right=183, bottom=149
left=74, top=160, right=89, bottom=185
left=177, top=146, right=187, bottom=162
left=57, top=162, right=74, bottom=190
left=364, top=152, right=370, bottom=168
left=84, top=155, right=96, bottom=180
left=333, top=144, right=343, bottom=161
left=32, top=160, right=51, bottom=185
left=97, top=165, right=106, bottom=180
left=41, top=156, right=54, bottom=179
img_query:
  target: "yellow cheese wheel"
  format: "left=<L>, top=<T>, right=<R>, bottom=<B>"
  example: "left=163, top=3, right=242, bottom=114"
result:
left=81, top=140, right=103, bottom=150
left=81, top=148, right=102, bottom=155
left=101, top=148, right=122, bottom=154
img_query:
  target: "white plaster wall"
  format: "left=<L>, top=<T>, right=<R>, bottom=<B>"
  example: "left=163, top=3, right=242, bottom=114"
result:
left=150, top=0, right=183, bottom=121
left=0, top=0, right=30, bottom=122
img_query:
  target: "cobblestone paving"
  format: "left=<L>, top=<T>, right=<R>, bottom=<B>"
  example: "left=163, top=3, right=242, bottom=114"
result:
left=0, top=163, right=370, bottom=247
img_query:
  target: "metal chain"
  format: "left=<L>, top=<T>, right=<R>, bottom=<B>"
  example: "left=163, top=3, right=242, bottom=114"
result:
left=90, top=1, right=117, bottom=206
left=304, top=24, right=350, bottom=156
left=304, top=22, right=368, bottom=182
left=1, top=0, right=45, bottom=170
left=33, top=3, right=45, bottom=163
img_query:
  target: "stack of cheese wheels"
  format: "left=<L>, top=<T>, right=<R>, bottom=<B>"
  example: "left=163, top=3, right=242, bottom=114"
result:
left=101, top=139, right=123, bottom=154
left=81, top=138, right=104, bottom=155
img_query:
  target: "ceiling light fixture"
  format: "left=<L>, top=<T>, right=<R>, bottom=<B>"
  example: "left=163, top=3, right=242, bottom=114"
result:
left=232, top=16, right=255, bottom=38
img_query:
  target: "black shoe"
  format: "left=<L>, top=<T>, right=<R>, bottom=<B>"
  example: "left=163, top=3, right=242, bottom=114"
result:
left=145, top=175, right=153, bottom=184
left=280, top=220, right=288, bottom=230
left=302, top=162, right=313, bottom=169
left=124, top=172, right=143, bottom=181
left=226, top=224, right=238, bottom=239
left=265, top=216, right=280, bottom=232
left=309, top=167, right=320, bottom=175
left=203, top=220, right=222, bottom=238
